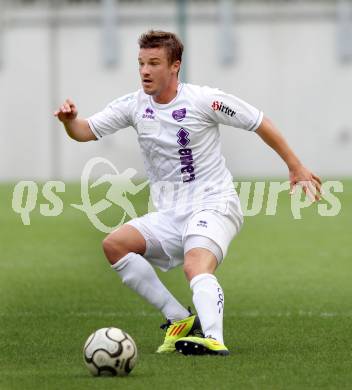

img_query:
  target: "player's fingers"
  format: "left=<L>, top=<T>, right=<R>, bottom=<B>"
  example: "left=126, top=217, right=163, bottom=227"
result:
left=59, top=104, right=70, bottom=114
left=66, top=98, right=77, bottom=112
left=63, top=103, right=72, bottom=112
left=312, top=173, right=322, bottom=185
left=71, top=104, right=78, bottom=115
left=305, top=182, right=317, bottom=202
left=309, top=177, right=321, bottom=192
left=314, top=188, right=321, bottom=201
left=298, top=181, right=314, bottom=202
left=289, top=182, right=296, bottom=195
left=66, top=98, right=75, bottom=106
left=312, top=175, right=324, bottom=195
left=312, top=178, right=322, bottom=196
left=308, top=181, right=321, bottom=201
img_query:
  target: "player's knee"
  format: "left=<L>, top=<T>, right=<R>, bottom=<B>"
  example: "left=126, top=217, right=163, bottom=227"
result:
left=183, top=262, right=193, bottom=280
left=184, top=262, right=203, bottom=281
left=102, top=235, right=128, bottom=265
left=183, top=251, right=199, bottom=280
left=183, top=247, right=218, bottom=281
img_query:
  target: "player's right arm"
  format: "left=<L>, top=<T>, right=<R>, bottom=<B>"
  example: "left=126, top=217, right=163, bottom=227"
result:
left=54, top=98, right=97, bottom=142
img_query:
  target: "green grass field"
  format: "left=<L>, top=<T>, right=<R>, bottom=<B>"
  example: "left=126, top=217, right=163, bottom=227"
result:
left=1, top=180, right=351, bottom=390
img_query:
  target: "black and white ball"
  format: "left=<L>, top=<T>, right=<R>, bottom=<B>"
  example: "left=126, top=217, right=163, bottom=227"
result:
left=83, top=327, right=137, bottom=376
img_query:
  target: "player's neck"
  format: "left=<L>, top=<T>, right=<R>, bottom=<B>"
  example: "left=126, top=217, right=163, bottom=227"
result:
left=152, top=80, right=179, bottom=104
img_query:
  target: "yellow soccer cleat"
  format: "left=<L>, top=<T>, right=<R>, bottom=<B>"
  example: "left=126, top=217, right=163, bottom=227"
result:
left=156, top=315, right=203, bottom=353
left=175, top=336, right=229, bottom=356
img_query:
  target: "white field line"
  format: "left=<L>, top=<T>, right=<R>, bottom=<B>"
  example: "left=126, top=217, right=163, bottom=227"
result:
left=1, top=311, right=352, bottom=318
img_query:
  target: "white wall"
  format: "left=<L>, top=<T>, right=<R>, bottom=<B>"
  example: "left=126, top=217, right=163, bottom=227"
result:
left=1, top=1, right=351, bottom=181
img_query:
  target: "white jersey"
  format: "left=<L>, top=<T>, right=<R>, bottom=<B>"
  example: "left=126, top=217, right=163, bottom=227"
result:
left=88, top=83, right=263, bottom=212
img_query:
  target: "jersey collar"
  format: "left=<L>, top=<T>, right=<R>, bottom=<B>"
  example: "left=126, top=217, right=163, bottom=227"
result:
left=149, top=83, right=184, bottom=110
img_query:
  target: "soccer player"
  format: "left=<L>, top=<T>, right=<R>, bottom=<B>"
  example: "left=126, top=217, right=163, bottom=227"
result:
left=55, top=30, right=321, bottom=356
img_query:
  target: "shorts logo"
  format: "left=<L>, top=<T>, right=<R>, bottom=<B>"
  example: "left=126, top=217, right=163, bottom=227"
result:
left=197, top=220, right=207, bottom=227
left=142, top=107, right=155, bottom=119
left=211, top=101, right=236, bottom=117
left=177, top=128, right=190, bottom=147
left=172, top=108, right=187, bottom=122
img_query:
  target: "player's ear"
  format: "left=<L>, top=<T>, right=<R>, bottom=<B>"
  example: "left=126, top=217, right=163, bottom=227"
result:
left=172, top=60, right=181, bottom=75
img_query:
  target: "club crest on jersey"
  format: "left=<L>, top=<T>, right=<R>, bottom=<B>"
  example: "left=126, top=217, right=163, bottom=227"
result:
left=142, top=107, right=155, bottom=120
left=172, top=108, right=186, bottom=122
left=211, top=101, right=236, bottom=117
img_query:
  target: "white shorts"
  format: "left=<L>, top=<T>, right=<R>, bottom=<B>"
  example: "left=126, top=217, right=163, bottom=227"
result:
left=126, top=197, right=243, bottom=271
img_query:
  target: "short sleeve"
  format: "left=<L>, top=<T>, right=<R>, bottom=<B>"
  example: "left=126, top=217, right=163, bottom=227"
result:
left=87, top=92, right=137, bottom=139
left=199, top=86, right=263, bottom=131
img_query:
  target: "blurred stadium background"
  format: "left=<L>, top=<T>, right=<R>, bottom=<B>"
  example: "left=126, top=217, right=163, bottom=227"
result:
left=1, top=2, right=352, bottom=389
left=1, top=0, right=351, bottom=181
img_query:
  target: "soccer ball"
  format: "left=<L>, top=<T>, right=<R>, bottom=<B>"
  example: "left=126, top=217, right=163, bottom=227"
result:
left=83, top=327, right=137, bottom=376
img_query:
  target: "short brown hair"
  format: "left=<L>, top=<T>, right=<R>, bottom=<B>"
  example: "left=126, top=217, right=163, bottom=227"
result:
left=138, top=30, right=183, bottom=65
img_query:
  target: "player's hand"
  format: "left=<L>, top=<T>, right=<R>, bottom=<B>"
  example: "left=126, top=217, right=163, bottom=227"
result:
left=54, top=98, right=78, bottom=123
left=289, top=165, right=322, bottom=202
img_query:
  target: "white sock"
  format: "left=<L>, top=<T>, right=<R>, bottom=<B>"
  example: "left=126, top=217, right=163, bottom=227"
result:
left=190, top=273, right=224, bottom=344
left=112, top=252, right=189, bottom=322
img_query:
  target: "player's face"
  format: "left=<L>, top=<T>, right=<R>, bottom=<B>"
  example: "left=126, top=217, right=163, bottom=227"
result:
left=138, top=47, right=179, bottom=97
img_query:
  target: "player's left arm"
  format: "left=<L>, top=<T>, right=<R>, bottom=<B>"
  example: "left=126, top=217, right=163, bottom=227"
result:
left=256, top=116, right=322, bottom=201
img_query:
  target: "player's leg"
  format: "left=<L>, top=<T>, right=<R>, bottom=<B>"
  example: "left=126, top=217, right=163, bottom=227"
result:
left=103, top=223, right=189, bottom=323
left=175, top=241, right=228, bottom=355
left=176, top=204, right=243, bottom=356
left=184, top=242, right=224, bottom=343
left=103, top=221, right=202, bottom=352
left=174, top=238, right=229, bottom=355
left=103, top=224, right=146, bottom=262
